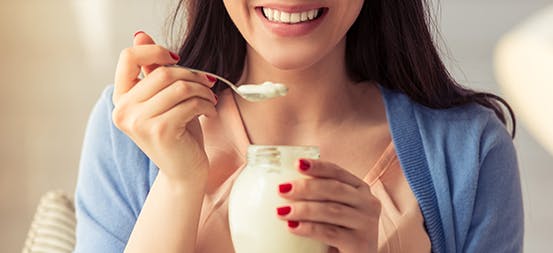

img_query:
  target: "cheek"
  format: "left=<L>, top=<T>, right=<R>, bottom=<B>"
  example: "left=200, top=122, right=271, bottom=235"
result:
left=223, top=1, right=253, bottom=37
left=336, top=1, right=364, bottom=33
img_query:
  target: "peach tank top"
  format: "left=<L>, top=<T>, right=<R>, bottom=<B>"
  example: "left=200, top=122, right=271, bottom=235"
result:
left=196, top=89, right=431, bottom=253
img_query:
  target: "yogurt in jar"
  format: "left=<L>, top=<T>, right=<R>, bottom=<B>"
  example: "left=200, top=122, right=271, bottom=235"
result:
left=228, top=145, right=328, bottom=253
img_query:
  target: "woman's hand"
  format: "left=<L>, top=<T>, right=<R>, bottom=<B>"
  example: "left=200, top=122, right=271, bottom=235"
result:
left=276, top=159, right=381, bottom=253
left=112, top=32, right=218, bottom=184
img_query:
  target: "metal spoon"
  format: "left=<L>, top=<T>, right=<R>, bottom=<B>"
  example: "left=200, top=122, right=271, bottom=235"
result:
left=179, top=66, right=288, bottom=102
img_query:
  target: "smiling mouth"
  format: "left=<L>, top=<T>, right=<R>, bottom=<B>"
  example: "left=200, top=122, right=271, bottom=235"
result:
left=259, top=7, right=327, bottom=24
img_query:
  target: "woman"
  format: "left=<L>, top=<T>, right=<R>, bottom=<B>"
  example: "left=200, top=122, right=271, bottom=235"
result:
left=74, top=0, right=523, bottom=252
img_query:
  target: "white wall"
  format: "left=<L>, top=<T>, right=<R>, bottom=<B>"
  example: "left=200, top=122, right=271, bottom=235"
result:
left=1, top=0, right=551, bottom=252
left=0, top=1, right=170, bottom=252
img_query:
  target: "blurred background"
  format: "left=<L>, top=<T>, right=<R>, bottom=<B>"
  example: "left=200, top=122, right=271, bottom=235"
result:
left=0, top=0, right=551, bottom=252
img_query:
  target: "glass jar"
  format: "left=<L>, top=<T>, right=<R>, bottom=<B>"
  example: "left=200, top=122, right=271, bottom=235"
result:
left=228, top=145, right=329, bottom=253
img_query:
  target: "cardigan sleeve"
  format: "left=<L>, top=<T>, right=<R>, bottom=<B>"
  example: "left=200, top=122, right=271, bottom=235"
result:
left=462, top=115, right=524, bottom=252
left=73, top=86, right=140, bottom=252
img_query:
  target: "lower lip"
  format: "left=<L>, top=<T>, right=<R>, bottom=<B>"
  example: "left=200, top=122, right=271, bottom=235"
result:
left=256, top=8, right=327, bottom=37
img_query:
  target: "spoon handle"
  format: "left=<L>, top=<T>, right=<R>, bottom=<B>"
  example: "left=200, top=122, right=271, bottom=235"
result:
left=179, top=66, right=242, bottom=94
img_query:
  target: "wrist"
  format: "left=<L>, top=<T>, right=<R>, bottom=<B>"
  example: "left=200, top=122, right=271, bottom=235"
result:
left=156, top=169, right=208, bottom=195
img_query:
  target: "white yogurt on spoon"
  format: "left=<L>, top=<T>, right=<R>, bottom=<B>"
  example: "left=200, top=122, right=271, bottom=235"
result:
left=237, top=81, right=288, bottom=101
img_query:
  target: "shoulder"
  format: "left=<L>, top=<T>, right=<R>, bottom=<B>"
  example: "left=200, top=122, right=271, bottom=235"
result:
left=381, top=86, right=521, bottom=251
left=381, top=86, right=511, bottom=159
left=382, top=86, right=521, bottom=252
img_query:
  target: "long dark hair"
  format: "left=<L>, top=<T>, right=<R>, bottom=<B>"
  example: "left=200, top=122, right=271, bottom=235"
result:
left=168, top=0, right=516, bottom=137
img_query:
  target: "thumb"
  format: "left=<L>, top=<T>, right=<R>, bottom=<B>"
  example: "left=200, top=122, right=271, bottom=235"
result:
left=133, top=30, right=156, bottom=46
left=133, top=31, right=160, bottom=76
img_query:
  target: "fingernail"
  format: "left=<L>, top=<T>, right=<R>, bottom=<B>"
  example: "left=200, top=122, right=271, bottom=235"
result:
left=277, top=206, right=291, bottom=216
left=214, top=94, right=219, bottom=104
left=169, top=51, right=180, bottom=61
left=299, top=159, right=310, bottom=171
left=133, top=30, right=145, bottom=37
left=279, top=183, right=292, bottom=193
left=288, top=220, right=300, bottom=228
left=206, top=74, right=217, bottom=83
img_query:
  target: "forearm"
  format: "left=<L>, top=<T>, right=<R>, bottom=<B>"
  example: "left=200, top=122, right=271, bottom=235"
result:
left=124, top=171, right=207, bottom=253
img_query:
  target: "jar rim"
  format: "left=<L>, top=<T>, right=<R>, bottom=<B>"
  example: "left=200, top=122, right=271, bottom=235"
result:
left=248, top=144, right=319, bottom=149
left=247, top=145, right=320, bottom=158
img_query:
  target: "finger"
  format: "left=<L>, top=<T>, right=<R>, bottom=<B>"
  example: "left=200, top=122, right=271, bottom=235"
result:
left=133, top=31, right=160, bottom=75
left=153, top=98, right=217, bottom=128
left=124, top=66, right=217, bottom=103
left=285, top=220, right=353, bottom=249
left=297, top=159, right=369, bottom=190
left=142, top=80, right=217, bottom=118
left=113, top=44, right=180, bottom=104
left=133, top=31, right=156, bottom=46
left=276, top=201, right=365, bottom=230
left=278, top=179, right=362, bottom=207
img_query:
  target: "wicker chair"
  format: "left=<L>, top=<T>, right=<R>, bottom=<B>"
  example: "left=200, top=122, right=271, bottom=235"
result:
left=22, top=190, right=76, bottom=253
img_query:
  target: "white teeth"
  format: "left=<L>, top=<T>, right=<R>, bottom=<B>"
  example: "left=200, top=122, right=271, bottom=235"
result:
left=300, top=12, right=308, bottom=21
left=263, top=8, right=273, bottom=20
left=307, top=10, right=315, bottom=20
left=280, top=12, right=290, bottom=22
left=290, top=13, right=300, bottom=23
left=262, top=7, right=322, bottom=24
left=273, top=10, right=280, bottom=21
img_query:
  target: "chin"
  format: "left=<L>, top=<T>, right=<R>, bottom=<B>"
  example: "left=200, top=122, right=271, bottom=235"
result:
left=258, top=46, right=325, bottom=71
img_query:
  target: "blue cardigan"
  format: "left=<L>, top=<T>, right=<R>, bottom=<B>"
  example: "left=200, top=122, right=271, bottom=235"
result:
left=74, top=85, right=523, bottom=252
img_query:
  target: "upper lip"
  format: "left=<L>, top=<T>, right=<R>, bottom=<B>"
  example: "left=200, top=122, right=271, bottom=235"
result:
left=256, top=3, right=327, bottom=12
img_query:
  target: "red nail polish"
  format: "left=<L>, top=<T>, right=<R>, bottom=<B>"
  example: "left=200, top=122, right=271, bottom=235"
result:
left=214, top=94, right=219, bottom=103
left=277, top=206, right=291, bottom=216
left=169, top=51, right=180, bottom=61
left=206, top=74, right=217, bottom=83
left=288, top=220, right=300, bottom=228
left=133, top=30, right=145, bottom=37
left=299, top=159, right=310, bottom=171
left=279, top=183, right=292, bottom=193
